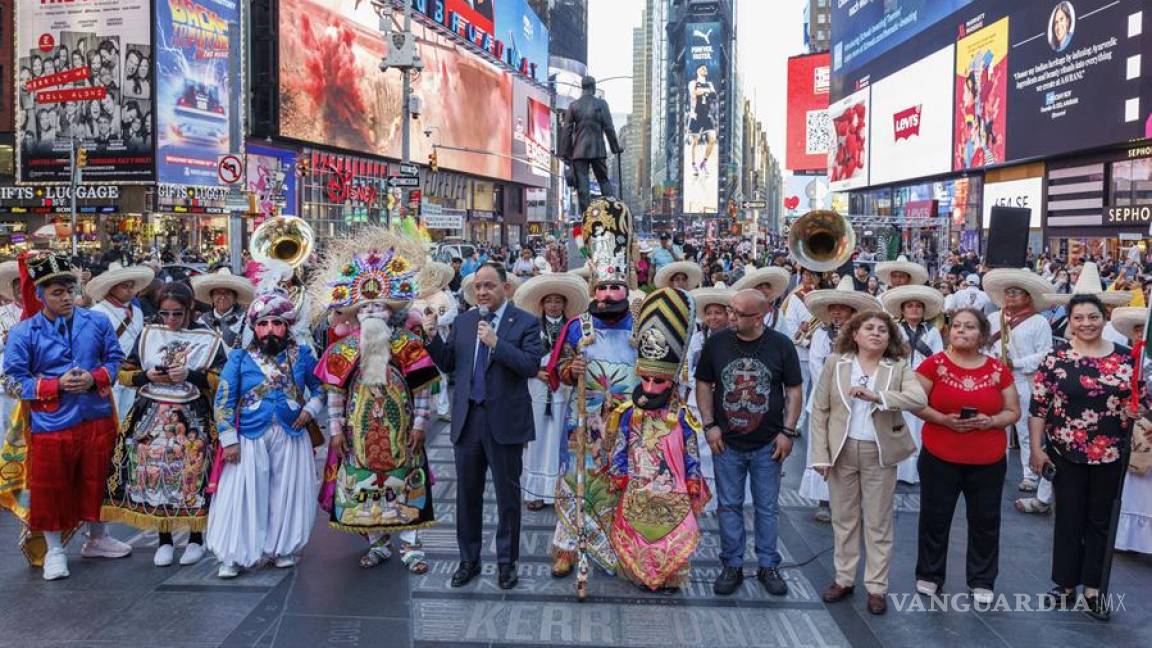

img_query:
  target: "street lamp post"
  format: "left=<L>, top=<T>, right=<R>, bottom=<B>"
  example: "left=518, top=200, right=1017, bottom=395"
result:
left=373, top=0, right=423, bottom=226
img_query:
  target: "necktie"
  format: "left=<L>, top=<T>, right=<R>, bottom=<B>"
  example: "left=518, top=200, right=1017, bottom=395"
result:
left=470, top=313, right=493, bottom=403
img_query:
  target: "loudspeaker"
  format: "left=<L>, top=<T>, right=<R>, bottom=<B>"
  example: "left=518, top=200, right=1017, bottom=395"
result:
left=986, top=206, right=1031, bottom=268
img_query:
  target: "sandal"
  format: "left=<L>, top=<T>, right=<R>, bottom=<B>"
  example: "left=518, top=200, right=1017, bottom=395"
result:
left=1014, top=497, right=1051, bottom=514
left=526, top=500, right=546, bottom=511
left=359, top=542, right=392, bottom=569
left=399, top=541, right=428, bottom=574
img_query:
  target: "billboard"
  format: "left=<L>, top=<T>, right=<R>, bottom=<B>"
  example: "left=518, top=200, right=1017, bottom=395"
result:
left=15, top=0, right=154, bottom=183
left=783, top=174, right=831, bottom=219
left=1, top=0, right=13, bottom=134
left=953, top=17, right=1008, bottom=171
left=511, top=79, right=552, bottom=187
left=681, top=21, right=722, bottom=215
left=446, top=0, right=495, bottom=39
left=1003, top=0, right=1150, bottom=162
left=827, top=86, right=871, bottom=192
left=279, top=0, right=512, bottom=181
left=982, top=177, right=1044, bottom=228
left=785, top=53, right=831, bottom=173
left=495, top=0, right=549, bottom=80
left=870, top=46, right=954, bottom=185
left=155, top=0, right=243, bottom=187
left=246, top=142, right=298, bottom=219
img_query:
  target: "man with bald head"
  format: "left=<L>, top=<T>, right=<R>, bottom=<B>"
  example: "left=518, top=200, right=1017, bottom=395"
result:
left=695, top=289, right=804, bottom=597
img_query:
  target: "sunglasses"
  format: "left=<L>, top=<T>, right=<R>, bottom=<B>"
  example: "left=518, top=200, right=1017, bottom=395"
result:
left=158, top=310, right=186, bottom=319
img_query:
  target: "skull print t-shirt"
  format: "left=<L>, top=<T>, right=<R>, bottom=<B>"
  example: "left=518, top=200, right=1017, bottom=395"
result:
left=695, top=328, right=803, bottom=451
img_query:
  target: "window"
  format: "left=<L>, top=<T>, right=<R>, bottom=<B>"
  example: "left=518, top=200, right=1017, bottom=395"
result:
left=817, top=13, right=827, bottom=23
left=1112, top=157, right=1152, bottom=206
left=817, top=30, right=826, bottom=41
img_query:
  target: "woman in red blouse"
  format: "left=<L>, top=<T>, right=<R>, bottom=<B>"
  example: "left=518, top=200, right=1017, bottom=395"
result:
left=1030, top=294, right=1147, bottom=619
left=912, top=308, right=1020, bottom=603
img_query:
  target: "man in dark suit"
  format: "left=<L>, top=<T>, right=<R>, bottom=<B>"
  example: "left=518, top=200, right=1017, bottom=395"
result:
left=564, top=75, right=623, bottom=213
left=425, top=262, right=543, bottom=589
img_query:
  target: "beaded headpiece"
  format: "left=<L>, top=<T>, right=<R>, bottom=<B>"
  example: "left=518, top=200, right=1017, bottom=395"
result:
left=327, top=247, right=419, bottom=310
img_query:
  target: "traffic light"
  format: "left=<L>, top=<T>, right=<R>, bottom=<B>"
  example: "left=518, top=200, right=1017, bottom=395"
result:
left=76, top=147, right=88, bottom=168
left=428, top=150, right=438, bottom=172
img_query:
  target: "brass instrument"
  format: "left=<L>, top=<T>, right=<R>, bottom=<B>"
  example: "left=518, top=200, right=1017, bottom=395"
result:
left=999, top=309, right=1012, bottom=368
left=788, top=209, right=856, bottom=272
left=794, top=314, right=821, bottom=348
left=249, top=216, right=315, bottom=268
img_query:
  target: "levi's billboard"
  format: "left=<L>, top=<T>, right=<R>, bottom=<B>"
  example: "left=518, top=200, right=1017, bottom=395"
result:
left=785, top=52, right=831, bottom=173
left=15, top=0, right=154, bottom=182
left=868, top=45, right=953, bottom=186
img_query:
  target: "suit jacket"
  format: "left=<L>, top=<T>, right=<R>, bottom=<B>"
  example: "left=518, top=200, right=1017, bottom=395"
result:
left=809, top=352, right=927, bottom=469
left=565, top=93, right=622, bottom=160
left=427, top=302, right=543, bottom=444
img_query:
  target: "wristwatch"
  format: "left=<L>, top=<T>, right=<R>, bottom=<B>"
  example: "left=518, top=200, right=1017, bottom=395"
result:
left=781, top=427, right=800, bottom=439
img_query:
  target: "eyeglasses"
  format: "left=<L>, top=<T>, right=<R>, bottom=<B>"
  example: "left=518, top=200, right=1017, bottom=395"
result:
left=158, top=310, right=185, bottom=319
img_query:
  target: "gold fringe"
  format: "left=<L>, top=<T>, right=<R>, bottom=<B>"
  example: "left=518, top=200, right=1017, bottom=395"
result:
left=100, top=504, right=208, bottom=532
left=327, top=519, right=437, bottom=535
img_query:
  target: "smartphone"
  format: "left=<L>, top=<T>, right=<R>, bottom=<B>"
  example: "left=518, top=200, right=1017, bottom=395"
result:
left=959, top=407, right=978, bottom=419
left=155, top=365, right=169, bottom=375
left=1041, top=463, right=1057, bottom=481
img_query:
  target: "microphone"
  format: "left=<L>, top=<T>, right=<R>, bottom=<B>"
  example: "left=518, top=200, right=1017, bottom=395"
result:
left=478, top=305, right=492, bottom=324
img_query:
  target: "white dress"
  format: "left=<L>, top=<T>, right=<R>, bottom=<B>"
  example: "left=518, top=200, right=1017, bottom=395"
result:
left=1117, top=469, right=1152, bottom=554
left=799, top=326, right=834, bottom=502
left=523, top=317, right=569, bottom=504
left=685, top=328, right=716, bottom=513
left=90, top=299, right=145, bottom=422
left=894, top=321, right=943, bottom=484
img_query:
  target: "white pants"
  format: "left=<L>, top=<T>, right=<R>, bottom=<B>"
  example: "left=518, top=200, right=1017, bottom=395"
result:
left=206, top=423, right=317, bottom=568
left=436, top=370, right=450, bottom=416
left=1013, top=375, right=1038, bottom=482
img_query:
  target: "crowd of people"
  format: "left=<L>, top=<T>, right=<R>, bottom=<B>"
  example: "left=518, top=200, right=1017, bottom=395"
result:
left=1, top=207, right=1149, bottom=623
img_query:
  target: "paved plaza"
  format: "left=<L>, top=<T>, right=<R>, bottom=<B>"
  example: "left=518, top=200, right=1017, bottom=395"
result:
left=2, top=420, right=1151, bottom=647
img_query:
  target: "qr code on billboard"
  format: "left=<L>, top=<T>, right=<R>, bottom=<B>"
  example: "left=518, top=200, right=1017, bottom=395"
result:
left=805, top=109, right=832, bottom=156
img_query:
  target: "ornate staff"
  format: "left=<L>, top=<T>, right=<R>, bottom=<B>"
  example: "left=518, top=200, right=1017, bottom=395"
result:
left=573, top=325, right=593, bottom=601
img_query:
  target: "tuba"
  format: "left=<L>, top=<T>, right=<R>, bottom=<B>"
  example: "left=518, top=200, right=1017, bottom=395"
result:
left=249, top=216, right=315, bottom=268
left=788, top=209, right=856, bottom=272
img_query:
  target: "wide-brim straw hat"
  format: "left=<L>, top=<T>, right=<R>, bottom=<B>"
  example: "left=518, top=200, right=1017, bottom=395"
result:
left=880, top=285, right=944, bottom=321
left=875, top=255, right=929, bottom=286
left=84, top=262, right=155, bottom=302
left=983, top=268, right=1055, bottom=311
left=690, top=287, right=734, bottom=322
left=654, top=261, right=704, bottom=290
left=515, top=273, right=589, bottom=320
left=1045, top=262, right=1133, bottom=308
left=462, top=273, right=521, bottom=307
left=417, top=261, right=455, bottom=299
left=732, top=266, right=791, bottom=299
left=804, top=276, right=881, bottom=324
left=1110, top=306, right=1148, bottom=341
left=191, top=267, right=255, bottom=307
left=0, top=261, right=20, bottom=301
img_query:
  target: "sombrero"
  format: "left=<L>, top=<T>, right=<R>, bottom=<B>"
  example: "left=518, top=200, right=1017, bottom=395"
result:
left=690, top=287, right=733, bottom=322
left=804, top=276, right=880, bottom=324
left=84, top=262, right=155, bottom=302
left=880, top=284, right=944, bottom=321
left=0, top=261, right=20, bottom=301
left=983, top=268, right=1055, bottom=311
left=1110, top=306, right=1148, bottom=341
left=417, top=261, right=455, bottom=299
left=875, top=255, right=929, bottom=286
left=732, top=266, right=791, bottom=299
left=654, top=261, right=704, bottom=290
left=191, top=267, right=255, bottom=307
left=1045, top=262, right=1133, bottom=308
left=514, top=273, right=589, bottom=320
left=462, top=273, right=521, bottom=307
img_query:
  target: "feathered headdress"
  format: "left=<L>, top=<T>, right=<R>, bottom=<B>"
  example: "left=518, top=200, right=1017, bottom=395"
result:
left=306, top=224, right=429, bottom=318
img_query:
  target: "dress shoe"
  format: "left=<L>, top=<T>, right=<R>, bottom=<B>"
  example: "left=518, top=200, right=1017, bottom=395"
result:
left=867, top=593, right=888, bottom=615
left=498, top=563, right=519, bottom=590
left=821, top=582, right=855, bottom=603
left=451, top=561, right=480, bottom=587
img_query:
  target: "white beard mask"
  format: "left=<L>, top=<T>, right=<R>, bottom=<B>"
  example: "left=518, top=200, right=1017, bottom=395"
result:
left=358, top=311, right=393, bottom=386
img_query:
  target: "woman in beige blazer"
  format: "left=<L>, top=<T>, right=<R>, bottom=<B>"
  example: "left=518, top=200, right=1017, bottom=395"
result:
left=809, top=310, right=927, bottom=615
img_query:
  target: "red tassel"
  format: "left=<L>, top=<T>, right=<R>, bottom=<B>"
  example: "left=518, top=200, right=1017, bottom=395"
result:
left=17, top=252, right=42, bottom=320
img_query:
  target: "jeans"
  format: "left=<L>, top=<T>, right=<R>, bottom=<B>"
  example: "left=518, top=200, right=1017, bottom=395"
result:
left=713, top=441, right=782, bottom=569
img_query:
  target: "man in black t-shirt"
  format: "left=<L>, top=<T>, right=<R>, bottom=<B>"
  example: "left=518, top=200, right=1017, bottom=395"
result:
left=695, top=289, right=803, bottom=597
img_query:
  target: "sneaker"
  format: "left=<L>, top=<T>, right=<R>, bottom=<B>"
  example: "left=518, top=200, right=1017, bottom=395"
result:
left=274, top=555, right=297, bottom=568
left=973, top=588, right=994, bottom=606
left=43, top=548, right=70, bottom=581
left=153, top=544, right=175, bottom=567
left=1014, top=497, right=1051, bottom=514
left=1018, top=478, right=1038, bottom=492
left=81, top=534, right=132, bottom=559
left=179, top=542, right=205, bottom=566
left=916, top=580, right=938, bottom=596
left=217, top=563, right=240, bottom=579
left=757, top=567, right=788, bottom=596
left=713, top=566, right=744, bottom=596
left=813, top=507, right=832, bottom=524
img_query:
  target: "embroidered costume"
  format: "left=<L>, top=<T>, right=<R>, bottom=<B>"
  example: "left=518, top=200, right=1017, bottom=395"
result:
left=205, top=292, right=323, bottom=576
left=607, top=288, right=710, bottom=590
left=87, top=263, right=155, bottom=421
